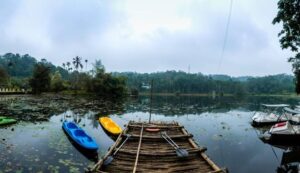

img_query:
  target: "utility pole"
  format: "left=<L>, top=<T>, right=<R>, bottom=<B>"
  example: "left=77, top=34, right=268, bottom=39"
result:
left=149, top=79, right=154, bottom=123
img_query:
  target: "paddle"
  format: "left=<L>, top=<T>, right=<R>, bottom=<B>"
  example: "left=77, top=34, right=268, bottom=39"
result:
left=103, top=134, right=131, bottom=166
left=161, top=131, right=189, bottom=158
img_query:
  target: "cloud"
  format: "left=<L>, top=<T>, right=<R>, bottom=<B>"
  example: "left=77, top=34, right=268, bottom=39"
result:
left=0, top=0, right=293, bottom=76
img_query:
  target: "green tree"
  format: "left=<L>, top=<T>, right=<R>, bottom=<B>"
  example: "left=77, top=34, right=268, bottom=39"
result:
left=66, top=62, right=71, bottom=72
left=62, top=63, right=66, bottom=70
left=91, top=68, right=127, bottom=97
left=29, top=62, right=51, bottom=94
left=273, top=0, right=300, bottom=93
left=72, top=56, right=83, bottom=93
left=72, top=56, right=83, bottom=71
left=51, top=71, right=65, bottom=92
left=0, top=68, right=8, bottom=86
left=93, top=59, right=104, bottom=70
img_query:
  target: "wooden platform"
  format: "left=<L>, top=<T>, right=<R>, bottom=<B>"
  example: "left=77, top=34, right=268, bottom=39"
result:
left=89, top=121, right=227, bottom=173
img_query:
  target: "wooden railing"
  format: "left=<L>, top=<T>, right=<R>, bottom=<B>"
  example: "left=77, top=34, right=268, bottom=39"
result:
left=0, top=88, right=27, bottom=94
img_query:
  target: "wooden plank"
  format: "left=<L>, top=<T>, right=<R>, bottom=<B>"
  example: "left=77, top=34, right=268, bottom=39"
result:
left=128, top=124, right=183, bottom=129
left=180, top=125, right=223, bottom=172
left=90, top=124, right=129, bottom=171
left=208, top=169, right=228, bottom=173
left=132, top=124, right=144, bottom=173
left=124, top=134, right=193, bottom=139
left=117, top=148, right=205, bottom=156
left=91, top=121, right=225, bottom=173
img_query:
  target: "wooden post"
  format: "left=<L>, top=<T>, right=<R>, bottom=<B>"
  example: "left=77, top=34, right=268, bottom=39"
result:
left=149, top=80, right=154, bottom=123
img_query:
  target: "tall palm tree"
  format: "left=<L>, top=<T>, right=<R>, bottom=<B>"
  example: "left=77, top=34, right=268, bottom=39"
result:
left=72, top=56, right=83, bottom=71
left=62, top=63, right=66, bottom=70
left=66, top=62, right=71, bottom=72
left=72, top=56, right=83, bottom=94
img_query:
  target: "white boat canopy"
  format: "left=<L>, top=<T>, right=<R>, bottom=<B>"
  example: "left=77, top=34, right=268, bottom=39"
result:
left=284, top=107, right=300, bottom=114
left=261, top=104, right=289, bottom=107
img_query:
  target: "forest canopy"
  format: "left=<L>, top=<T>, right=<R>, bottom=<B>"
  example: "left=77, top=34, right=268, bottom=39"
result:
left=0, top=53, right=296, bottom=95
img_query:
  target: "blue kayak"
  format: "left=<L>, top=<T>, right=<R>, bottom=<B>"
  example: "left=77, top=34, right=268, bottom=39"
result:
left=62, top=121, right=99, bottom=151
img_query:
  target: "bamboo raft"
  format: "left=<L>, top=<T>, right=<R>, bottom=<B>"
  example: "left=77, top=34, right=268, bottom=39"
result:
left=90, top=121, right=227, bottom=173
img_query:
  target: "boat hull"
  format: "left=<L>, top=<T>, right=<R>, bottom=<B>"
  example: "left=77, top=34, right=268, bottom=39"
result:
left=261, top=133, right=300, bottom=145
left=99, top=117, right=122, bottom=136
left=251, top=120, right=286, bottom=127
left=62, top=121, right=98, bottom=151
left=0, top=116, right=17, bottom=126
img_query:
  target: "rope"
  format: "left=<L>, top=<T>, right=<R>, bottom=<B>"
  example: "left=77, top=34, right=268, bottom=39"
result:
left=217, top=0, right=234, bottom=73
left=270, top=146, right=280, bottom=164
left=216, top=0, right=234, bottom=167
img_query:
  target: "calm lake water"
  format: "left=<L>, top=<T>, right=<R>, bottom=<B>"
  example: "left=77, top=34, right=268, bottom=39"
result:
left=1, top=94, right=300, bottom=173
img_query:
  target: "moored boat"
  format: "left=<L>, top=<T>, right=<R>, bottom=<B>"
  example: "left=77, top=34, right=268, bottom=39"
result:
left=0, top=116, right=17, bottom=126
left=260, top=118, right=300, bottom=144
left=99, top=117, right=122, bottom=135
left=252, top=104, right=289, bottom=126
left=62, top=121, right=99, bottom=151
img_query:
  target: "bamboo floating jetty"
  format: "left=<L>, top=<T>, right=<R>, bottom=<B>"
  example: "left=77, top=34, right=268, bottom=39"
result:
left=89, top=121, right=227, bottom=173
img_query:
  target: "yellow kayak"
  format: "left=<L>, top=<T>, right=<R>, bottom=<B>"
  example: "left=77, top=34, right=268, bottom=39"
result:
left=99, top=117, right=122, bottom=135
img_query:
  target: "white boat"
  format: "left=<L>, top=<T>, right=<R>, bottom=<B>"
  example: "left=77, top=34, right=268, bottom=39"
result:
left=260, top=108, right=300, bottom=144
left=252, top=104, right=289, bottom=126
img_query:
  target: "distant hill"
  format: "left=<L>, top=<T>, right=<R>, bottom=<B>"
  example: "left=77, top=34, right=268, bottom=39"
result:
left=0, top=53, right=295, bottom=95
left=0, top=53, right=68, bottom=79
left=114, top=71, right=295, bottom=94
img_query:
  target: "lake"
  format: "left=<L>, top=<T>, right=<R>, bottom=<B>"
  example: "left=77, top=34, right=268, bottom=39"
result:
left=0, top=94, right=300, bottom=173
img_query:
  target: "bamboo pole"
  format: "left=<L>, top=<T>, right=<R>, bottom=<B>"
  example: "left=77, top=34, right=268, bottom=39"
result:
left=180, top=124, right=223, bottom=172
left=132, top=124, right=144, bottom=173
left=90, top=123, right=129, bottom=171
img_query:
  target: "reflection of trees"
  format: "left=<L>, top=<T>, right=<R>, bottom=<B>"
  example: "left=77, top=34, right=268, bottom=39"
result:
left=1, top=95, right=299, bottom=121
left=125, top=96, right=300, bottom=116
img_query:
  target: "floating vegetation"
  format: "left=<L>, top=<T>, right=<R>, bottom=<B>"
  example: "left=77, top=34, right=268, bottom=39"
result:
left=48, top=165, right=60, bottom=173
left=58, top=159, right=83, bottom=173
left=1, top=95, right=299, bottom=173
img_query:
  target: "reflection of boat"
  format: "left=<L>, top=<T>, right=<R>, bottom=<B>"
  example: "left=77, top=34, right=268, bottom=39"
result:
left=277, top=148, right=300, bottom=173
left=252, top=104, right=289, bottom=126
left=62, top=121, right=99, bottom=151
left=0, top=116, right=17, bottom=126
left=99, top=117, right=122, bottom=136
left=262, top=144, right=300, bottom=173
left=260, top=108, right=300, bottom=144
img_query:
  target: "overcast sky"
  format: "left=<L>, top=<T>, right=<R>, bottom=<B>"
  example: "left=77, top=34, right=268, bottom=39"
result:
left=0, top=0, right=293, bottom=76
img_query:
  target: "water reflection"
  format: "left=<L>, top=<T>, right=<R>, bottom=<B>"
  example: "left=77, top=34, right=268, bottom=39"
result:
left=127, top=95, right=300, bottom=116
left=262, top=144, right=300, bottom=173
left=1, top=95, right=300, bottom=173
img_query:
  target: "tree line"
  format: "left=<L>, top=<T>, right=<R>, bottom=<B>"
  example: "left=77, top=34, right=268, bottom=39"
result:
left=0, top=53, right=296, bottom=96
left=0, top=53, right=126, bottom=97
left=114, top=71, right=295, bottom=95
